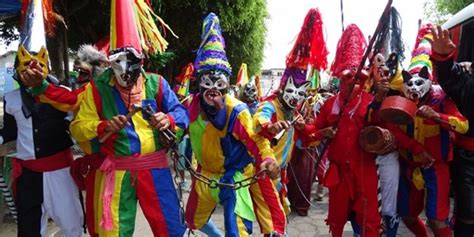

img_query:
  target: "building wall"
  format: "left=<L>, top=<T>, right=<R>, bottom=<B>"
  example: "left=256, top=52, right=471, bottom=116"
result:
left=260, top=68, right=284, bottom=96
left=0, top=51, right=17, bottom=97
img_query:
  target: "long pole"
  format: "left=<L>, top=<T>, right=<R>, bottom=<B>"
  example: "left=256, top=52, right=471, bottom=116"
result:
left=340, top=0, right=345, bottom=32
left=315, top=0, right=393, bottom=168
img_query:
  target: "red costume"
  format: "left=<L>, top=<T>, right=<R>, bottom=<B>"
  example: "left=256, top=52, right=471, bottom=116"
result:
left=303, top=24, right=382, bottom=237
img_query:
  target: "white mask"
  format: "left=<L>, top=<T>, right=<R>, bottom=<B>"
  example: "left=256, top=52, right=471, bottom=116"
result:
left=108, top=48, right=142, bottom=87
left=401, top=67, right=431, bottom=102
left=281, top=76, right=310, bottom=109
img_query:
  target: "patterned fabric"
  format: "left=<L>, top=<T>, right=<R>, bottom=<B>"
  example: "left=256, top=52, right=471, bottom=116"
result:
left=187, top=94, right=274, bottom=173
left=389, top=86, right=468, bottom=190
left=186, top=94, right=275, bottom=235
left=253, top=99, right=296, bottom=167
left=69, top=69, right=188, bottom=237
left=70, top=69, right=188, bottom=157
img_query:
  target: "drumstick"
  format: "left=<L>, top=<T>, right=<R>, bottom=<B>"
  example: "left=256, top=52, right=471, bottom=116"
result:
left=99, top=105, right=142, bottom=143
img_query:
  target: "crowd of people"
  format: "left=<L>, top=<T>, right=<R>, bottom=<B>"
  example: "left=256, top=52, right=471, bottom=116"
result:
left=1, top=0, right=473, bottom=237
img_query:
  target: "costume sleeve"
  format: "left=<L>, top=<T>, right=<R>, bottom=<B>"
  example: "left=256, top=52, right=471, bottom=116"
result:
left=31, top=79, right=86, bottom=112
left=253, top=101, right=276, bottom=139
left=157, top=77, right=189, bottom=131
left=432, top=53, right=474, bottom=107
left=233, top=109, right=276, bottom=164
left=298, top=99, right=332, bottom=147
left=69, top=83, right=107, bottom=142
left=0, top=99, right=17, bottom=145
left=365, top=94, right=382, bottom=124
left=438, top=97, right=469, bottom=134
left=385, top=123, right=425, bottom=155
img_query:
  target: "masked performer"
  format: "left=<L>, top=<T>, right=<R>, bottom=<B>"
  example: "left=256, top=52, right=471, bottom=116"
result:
left=0, top=0, right=84, bottom=236
left=184, top=13, right=279, bottom=237
left=68, top=0, right=188, bottom=236
left=386, top=25, right=468, bottom=237
left=240, top=80, right=259, bottom=115
left=252, top=9, right=328, bottom=225
left=303, top=24, right=390, bottom=237
left=430, top=24, right=474, bottom=237
left=287, top=86, right=318, bottom=216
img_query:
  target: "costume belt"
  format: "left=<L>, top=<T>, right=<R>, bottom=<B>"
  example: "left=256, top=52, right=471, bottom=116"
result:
left=69, top=153, right=105, bottom=191
left=12, top=148, right=73, bottom=178
left=456, top=135, right=474, bottom=151
left=100, top=150, right=168, bottom=231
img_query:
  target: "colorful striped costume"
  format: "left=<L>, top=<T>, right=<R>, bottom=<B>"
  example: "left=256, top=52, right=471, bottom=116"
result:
left=185, top=94, right=277, bottom=236
left=253, top=98, right=297, bottom=215
left=388, top=86, right=468, bottom=222
left=70, top=69, right=188, bottom=237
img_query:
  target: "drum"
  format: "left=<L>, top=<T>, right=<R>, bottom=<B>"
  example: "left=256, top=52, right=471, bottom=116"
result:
left=359, top=126, right=396, bottom=155
left=380, top=96, right=417, bottom=124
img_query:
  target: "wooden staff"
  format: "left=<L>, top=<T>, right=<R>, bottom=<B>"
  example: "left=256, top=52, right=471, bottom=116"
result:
left=99, top=105, right=142, bottom=143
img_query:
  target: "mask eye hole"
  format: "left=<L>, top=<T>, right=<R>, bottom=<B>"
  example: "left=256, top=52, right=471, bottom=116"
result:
left=285, top=88, right=294, bottom=93
left=407, top=81, right=413, bottom=87
left=215, top=79, right=228, bottom=90
left=298, top=91, right=305, bottom=97
left=415, top=80, right=424, bottom=86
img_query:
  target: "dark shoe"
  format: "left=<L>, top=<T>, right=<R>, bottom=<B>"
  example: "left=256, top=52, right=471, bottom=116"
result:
left=295, top=208, right=308, bottom=216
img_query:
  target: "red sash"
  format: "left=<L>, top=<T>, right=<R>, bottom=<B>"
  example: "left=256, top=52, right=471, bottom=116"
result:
left=12, top=148, right=73, bottom=178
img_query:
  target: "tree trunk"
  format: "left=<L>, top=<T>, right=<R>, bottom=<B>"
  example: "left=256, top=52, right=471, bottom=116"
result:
left=46, top=27, right=66, bottom=82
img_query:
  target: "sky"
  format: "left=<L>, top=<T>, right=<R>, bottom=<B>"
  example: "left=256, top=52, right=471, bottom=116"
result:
left=1, top=0, right=432, bottom=69
left=263, top=0, right=431, bottom=69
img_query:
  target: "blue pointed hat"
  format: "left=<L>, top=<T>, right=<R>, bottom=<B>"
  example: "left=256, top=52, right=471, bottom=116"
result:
left=194, top=13, right=232, bottom=77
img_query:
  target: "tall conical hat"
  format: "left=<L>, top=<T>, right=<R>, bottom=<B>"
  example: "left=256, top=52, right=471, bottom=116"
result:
left=236, top=63, right=249, bottom=87
left=110, top=0, right=142, bottom=54
left=194, top=12, right=232, bottom=77
left=407, top=23, right=434, bottom=81
left=17, top=0, right=48, bottom=76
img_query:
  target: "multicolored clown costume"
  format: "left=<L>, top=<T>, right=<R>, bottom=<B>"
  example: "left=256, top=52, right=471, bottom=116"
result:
left=252, top=8, right=326, bottom=227
left=184, top=13, right=279, bottom=236
left=69, top=0, right=188, bottom=236
left=252, top=72, right=309, bottom=215
left=386, top=24, right=468, bottom=237
left=0, top=0, right=84, bottom=236
left=303, top=24, right=385, bottom=237
left=25, top=0, right=177, bottom=236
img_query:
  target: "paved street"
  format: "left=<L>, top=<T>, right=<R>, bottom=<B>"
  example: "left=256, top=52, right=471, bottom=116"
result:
left=1, top=179, right=432, bottom=236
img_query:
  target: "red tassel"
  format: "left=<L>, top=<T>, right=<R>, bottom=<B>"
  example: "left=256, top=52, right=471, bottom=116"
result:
left=330, top=24, right=367, bottom=78
left=286, top=8, right=328, bottom=71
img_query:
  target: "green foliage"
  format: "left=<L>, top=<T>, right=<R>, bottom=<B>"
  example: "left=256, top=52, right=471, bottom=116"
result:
left=0, top=0, right=268, bottom=84
left=159, top=0, right=268, bottom=83
left=425, top=0, right=472, bottom=24
left=435, top=0, right=472, bottom=15
left=0, top=16, right=20, bottom=45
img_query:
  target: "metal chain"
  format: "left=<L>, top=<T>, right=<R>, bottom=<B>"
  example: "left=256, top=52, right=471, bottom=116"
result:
left=169, top=149, right=187, bottom=228
left=171, top=148, right=266, bottom=190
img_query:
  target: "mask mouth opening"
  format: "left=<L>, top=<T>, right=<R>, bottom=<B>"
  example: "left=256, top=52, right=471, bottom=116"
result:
left=203, top=89, right=224, bottom=110
left=288, top=98, right=298, bottom=108
left=408, top=92, right=421, bottom=104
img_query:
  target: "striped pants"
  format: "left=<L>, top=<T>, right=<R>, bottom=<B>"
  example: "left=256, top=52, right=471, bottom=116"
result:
left=249, top=167, right=286, bottom=234
left=92, top=168, right=186, bottom=237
